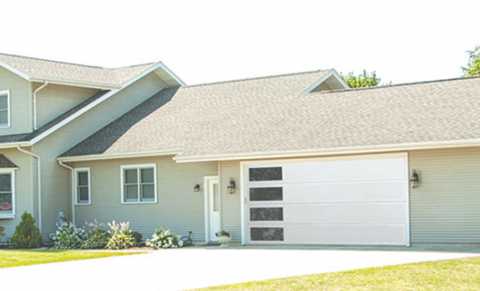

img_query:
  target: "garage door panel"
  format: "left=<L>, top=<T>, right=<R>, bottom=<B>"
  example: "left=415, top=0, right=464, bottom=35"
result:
left=285, top=224, right=408, bottom=245
left=284, top=182, right=407, bottom=203
left=284, top=157, right=407, bottom=182
left=284, top=203, right=407, bottom=224
left=244, top=153, right=409, bottom=246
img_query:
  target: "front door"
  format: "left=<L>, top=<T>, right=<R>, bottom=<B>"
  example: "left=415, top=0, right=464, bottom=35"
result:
left=206, top=176, right=221, bottom=241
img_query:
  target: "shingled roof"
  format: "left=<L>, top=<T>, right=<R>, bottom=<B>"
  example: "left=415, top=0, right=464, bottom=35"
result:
left=0, top=53, right=154, bottom=89
left=60, top=72, right=480, bottom=161
left=0, top=154, right=18, bottom=168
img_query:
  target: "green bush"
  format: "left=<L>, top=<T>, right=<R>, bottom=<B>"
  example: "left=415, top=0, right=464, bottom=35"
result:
left=106, top=221, right=135, bottom=250
left=50, top=221, right=86, bottom=249
left=147, top=228, right=183, bottom=249
left=0, top=225, right=4, bottom=238
left=81, top=221, right=110, bottom=249
left=132, top=231, right=143, bottom=246
left=11, top=212, right=42, bottom=248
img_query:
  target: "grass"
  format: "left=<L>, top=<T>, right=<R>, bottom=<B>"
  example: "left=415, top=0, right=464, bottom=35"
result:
left=201, top=257, right=480, bottom=291
left=0, top=249, right=139, bottom=268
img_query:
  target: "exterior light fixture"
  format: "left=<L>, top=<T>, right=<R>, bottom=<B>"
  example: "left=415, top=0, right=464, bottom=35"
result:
left=193, top=184, right=201, bottom=192
left=410, top=169, right=420, bottom=188
left=227, top=179, right=236, bottom=194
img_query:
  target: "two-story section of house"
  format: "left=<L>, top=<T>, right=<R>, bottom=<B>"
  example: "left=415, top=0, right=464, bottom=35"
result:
left=0, top=53, right=183, bottom=238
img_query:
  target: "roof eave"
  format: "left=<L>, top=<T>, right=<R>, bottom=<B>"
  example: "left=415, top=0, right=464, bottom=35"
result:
left=173, top=138, right=480, bottom=163
left=57, top=149, right=180, bottom=162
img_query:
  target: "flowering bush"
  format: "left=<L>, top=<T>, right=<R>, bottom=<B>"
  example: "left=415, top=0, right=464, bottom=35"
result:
left=106, top=221, right=135, bottom=250
left=50, top=221, right=86, bottom=249
left=147, top=228, right=183, bottom=249
left=81, top=221, right=110, bottom=249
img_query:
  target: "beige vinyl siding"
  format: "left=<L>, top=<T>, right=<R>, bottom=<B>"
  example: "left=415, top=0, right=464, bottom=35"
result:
left=219, top=148, right=480, bottom=244
left=410, top=147, right=480, bottom=243
left=71, top=156, right=217, bottom=241
left=0, top=148, right=35, bottom=240
left=219, top=161, right=242, bottom=241
left=34, top=83, right=98, bottom=128
left=0, top=67, right=33, bottom=134
left=32, top=72, right=169, bottom=235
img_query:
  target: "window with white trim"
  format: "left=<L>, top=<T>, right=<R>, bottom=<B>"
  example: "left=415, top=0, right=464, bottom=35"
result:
left=0, top=169, right=14, bottom=217
left=121, top=164, right=156, bottom=203
left=0, top=90, right=10, bottom=127
left=74, top=168, right=91, bottom=204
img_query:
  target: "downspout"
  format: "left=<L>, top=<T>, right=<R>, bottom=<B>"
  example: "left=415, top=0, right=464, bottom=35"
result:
left=16, top=146, right=42, bottom=232
left=33, top=82, right=49, bottom=130
left=58, top=160, right=75, bottom=225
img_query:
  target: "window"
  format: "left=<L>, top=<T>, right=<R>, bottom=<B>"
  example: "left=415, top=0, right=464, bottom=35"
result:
left=249, top=167, right=282, bottom=181
left=0, top=90, right=10, bottom=128
left=121, top=164, right=157, bottom=204
left=0, top=169, right=14, bottom=218
left=74, top=168, right=91, bottom=205
left=249, top=187, right=283, bottom=201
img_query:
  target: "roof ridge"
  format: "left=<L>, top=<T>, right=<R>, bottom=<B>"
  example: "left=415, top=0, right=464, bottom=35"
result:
left=322, top=75, right=480, bottom=94
left=111, top=62, right=156, bottom=70
left=0, top=52, right=106, bottom=69
left=182, top=69, right=328, bottom=89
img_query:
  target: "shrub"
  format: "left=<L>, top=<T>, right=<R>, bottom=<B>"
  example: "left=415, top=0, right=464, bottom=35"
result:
left=11, top=212, right=43, bottom=248
left=50, top=221, right=86, bottom=249
left=81, top=221, right=110, bottom=249
left=106, top=221, right=135, bottom=250
left=147, top=228, right=183, bottom=249
left=132, top=231, right=143, bottom=246
left=0, top=226, right=4, bottom=238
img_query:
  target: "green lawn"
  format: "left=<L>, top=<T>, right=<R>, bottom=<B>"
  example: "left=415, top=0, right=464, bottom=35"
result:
left=202, top=257, right=480, bottom=291
left=0, top=249, right=138, bottom=268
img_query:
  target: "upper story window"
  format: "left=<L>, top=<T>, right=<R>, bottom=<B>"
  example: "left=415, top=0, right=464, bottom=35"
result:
left=0, top=90, right=10, bottom=128
left=0, top=169, right=15, bottom=218
left=121, top=164, right=157, bottom=204
left=74, top=168, right=91, bottom=205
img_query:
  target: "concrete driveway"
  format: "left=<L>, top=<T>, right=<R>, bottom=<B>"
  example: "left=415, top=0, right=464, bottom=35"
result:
left=0, top=246, right=478, bottom=291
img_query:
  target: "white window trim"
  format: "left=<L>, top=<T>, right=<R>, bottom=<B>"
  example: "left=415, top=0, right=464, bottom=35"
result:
left=0, top=90, right=11, bottom=129
left=0, top=168, right=15, bottom=219
left=120, top=163, right=157, bottom=204
left=74, top=167, right=91, bottom=205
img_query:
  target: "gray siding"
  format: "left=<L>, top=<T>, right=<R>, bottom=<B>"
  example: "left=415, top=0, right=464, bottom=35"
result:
left=0, top=67, right=33, bottom=135
left=0, top=148, right=35, bottom=240
left=219, top=161, right=241, bottom=241
left=33, top=72, right=169, bottom=235
left=72, top=156, right=217, bottom=241
left=35, top=83, right=98, bottom=128
left=410, top=148, right=480, bottom=243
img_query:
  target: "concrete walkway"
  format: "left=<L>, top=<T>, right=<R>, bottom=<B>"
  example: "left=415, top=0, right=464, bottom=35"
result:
left=0, top=246, right=478, bottom=291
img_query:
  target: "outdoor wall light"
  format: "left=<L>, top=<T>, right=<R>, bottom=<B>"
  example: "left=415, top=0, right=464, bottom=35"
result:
left=227, top=179, right=236, bottom=194
left=410, top=169, right=420, bottom=188
left=193, top=184, right=201, bottom=192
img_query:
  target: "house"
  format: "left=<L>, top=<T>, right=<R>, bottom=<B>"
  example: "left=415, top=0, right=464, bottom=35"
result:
left=0, top=53, right=480, bottom=246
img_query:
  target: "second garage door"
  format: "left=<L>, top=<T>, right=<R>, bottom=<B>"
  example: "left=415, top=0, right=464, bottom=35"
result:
left=242, top=153, right=410, bottom=246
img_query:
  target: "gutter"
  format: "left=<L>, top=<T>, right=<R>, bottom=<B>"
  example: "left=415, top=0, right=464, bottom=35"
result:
left=33, top=81, right=49, bottom=130
left=58, top=160, right=75, bottom=225
left=16, top=146, right=42, bottom=232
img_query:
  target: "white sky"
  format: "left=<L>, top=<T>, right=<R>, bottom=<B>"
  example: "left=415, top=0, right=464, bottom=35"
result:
left=1, top=0, right=478, bottom=85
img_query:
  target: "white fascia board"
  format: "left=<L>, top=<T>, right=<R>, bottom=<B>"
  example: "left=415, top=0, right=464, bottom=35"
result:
left=57, top=149, right=179, bottom=162
left=0, top=141, right=31, bottom=149
left=30, top=62, right=182, bottom=145
left=157, top=61, right=186, bottom=86
left=303, top=69, right=349, bottom=93
left=174, top=138, right=480, bottom=163
left=0, top=61, right=31, bottom=81
left=30, top=78, right=119, bottom=90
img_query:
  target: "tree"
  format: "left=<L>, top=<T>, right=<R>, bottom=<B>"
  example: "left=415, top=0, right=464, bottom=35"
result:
left=11, top=212, right=43, bottom=248
left=343, top=70, right=380, bottom=88
left=463, top=46, right=480, bottom=77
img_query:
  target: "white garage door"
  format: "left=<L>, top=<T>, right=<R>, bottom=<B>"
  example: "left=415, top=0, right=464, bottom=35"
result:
left=242, top=153, right=410, bottom=246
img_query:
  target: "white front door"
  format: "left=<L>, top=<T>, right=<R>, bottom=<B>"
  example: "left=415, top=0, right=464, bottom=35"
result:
left=206, top=176, right=221, bottom=241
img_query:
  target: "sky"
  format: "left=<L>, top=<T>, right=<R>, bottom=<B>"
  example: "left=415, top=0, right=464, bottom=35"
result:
left=1, top=0, right=478, bottom=85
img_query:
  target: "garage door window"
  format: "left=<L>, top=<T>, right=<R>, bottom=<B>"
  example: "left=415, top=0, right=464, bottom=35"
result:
left=249, top=167, right=282, bottom=181
left=249, top=187, right=283, bottom=201
left=250, top=227, right=284, bottom=241
left=250, top=207, right=283, bottom=221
